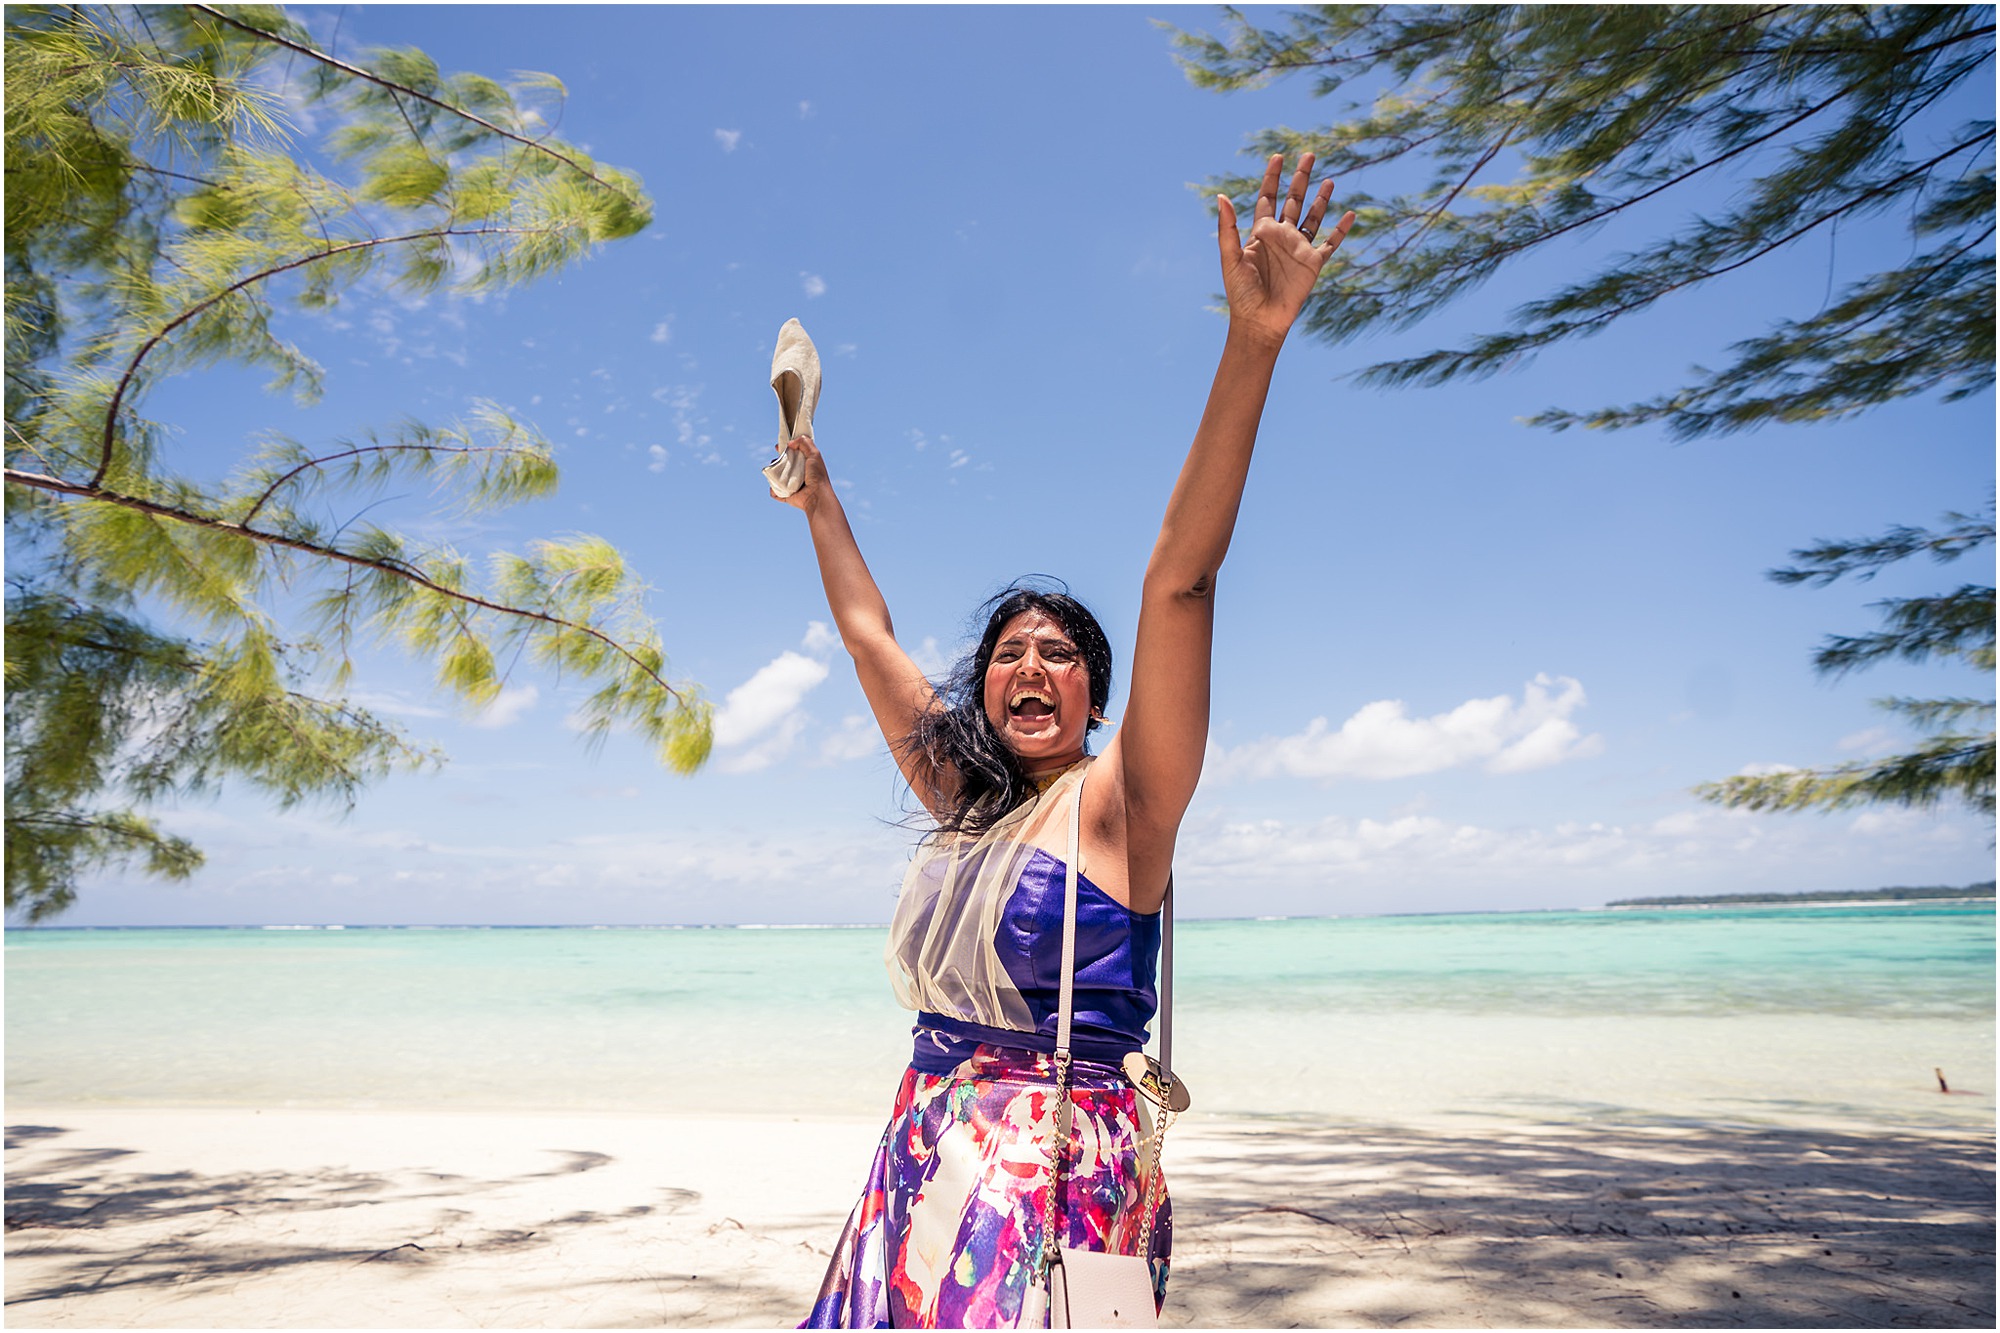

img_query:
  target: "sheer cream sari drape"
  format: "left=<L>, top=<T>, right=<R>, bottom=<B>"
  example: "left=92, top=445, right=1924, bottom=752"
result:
left=885, top=760, right=1091, bottom=1031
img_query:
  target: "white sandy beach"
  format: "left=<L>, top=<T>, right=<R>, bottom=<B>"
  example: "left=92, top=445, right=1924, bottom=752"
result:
left=6, top=1105, right=1992, bottom=1328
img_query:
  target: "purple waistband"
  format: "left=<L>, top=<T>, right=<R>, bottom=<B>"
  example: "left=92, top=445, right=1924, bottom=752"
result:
left=911, top=1012, right=1139, bottom=1075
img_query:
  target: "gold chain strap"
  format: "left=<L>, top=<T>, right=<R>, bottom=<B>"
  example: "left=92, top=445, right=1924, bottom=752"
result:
left=1137, top=1082, right=1175, bottom=1258
left=1039, top=1049, right=1073, bottom=1274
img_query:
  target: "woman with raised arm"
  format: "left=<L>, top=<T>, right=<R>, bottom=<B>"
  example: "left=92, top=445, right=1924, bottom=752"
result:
left=789, top=155, right=1354, bottom=1330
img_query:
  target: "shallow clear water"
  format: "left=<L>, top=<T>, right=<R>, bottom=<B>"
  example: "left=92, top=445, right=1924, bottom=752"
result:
left=7, top=906, right=1992, bottom=1132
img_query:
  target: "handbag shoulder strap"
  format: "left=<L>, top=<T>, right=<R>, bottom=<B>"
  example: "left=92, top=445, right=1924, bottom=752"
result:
left=1057, top=770, right=1083, bottom=1052
left=1047, top=764, right=1174, bottom=1271
left=1049, top=770, right=1085, bottom=1200
left=1054, top=769, right=1173, bottom=1077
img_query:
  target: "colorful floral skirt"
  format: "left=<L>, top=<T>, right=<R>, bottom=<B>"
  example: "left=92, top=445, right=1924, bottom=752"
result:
left=802, top=1042, right=1171, bottom=1328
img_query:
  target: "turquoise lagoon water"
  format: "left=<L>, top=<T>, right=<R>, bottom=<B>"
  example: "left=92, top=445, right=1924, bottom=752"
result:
left=6, top=905, right=1993, bottom=1133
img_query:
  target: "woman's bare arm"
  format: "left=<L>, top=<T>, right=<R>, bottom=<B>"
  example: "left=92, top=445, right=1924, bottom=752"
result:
left=1099, top=154, right=1356, bottom=909
left=776, top=436, right=954, bottom=814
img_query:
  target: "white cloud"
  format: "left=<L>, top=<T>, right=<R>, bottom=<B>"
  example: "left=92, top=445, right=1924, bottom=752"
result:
left=715, top=128, right=742, bottom=152
left=471, top=685, right=539, bottom=729
left=802, top=620, right=839, bottom=654
left=911, top=636, right=949, bottom=678
left=820, top=714, right=882, bottom=763
left=650, top=384, right=715, bottom=462
left=798, top=101, right=814, bottom=119
left=1167, top=798, right=1977, bottom=915
left=650, top=318, right=674, bottom=345
left=1213, top=674, right=1602, bottom=782
left=81, top=774, right=1988, bottom=928
left=345, top=690, right=448, bottom=720
left=1837, top=726, right=1902, bottom=755
left=801, top=273, right=827, bottom=298
left=647, top=444, right=668, bottom=473
left=710, top=624, right=888, bottom=770
left=719, top=711, right=810, bottom=774
left=713, top=651, right=830, bottom=749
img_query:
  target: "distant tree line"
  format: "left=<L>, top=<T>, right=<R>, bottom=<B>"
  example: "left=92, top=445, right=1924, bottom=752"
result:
left=1608, top=882, right=1995, bottom=907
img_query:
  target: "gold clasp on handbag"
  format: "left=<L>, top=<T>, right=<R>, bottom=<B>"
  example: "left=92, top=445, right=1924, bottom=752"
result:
left=1121, top=1051, right=1191, bottom=1112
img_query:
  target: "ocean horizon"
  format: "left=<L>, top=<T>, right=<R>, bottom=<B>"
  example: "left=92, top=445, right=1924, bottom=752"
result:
left=10, top=903, right=1992, bottom=1136
left=15, top=889, right=1993, bottom=931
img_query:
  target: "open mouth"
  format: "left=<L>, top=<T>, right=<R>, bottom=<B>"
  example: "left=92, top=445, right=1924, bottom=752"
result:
left=1008, top=689, right=1056, bottom=722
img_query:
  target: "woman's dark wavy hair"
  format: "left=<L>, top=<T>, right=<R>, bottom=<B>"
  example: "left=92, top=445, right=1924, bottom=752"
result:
left=906, top=578, right=1113, bottom=837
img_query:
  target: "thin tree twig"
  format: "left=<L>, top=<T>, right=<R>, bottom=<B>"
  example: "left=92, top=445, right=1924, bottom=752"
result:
left=1568, top=131, right=1995, bottom=331
left=91, top=225, right=536, bottom=488
left=1387, top=79, right=1860, bottom=286
left=186, top=4, right=633, bottom=198
left=241, top=442, right=506, bottom=525
left=3, top=467, right=691, bottom=709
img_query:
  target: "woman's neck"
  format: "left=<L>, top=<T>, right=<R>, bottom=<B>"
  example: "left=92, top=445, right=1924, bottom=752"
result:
left=1024, top=752, right=1088, bottom=794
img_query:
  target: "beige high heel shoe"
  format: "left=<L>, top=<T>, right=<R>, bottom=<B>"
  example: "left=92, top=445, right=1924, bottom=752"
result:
left=763, top=318, right=820, bottom=498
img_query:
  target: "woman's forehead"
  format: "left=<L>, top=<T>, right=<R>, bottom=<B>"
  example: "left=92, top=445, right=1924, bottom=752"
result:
left=994, top=609, right=1074, bottom=645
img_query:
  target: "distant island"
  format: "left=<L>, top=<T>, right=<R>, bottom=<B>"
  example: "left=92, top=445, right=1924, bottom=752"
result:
left=1607, top=882, right=1995, bottom=908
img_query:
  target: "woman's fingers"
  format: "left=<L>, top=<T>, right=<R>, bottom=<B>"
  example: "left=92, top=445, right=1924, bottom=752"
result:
left=1226, top=155, right=1353, bottom=291
left=1315, top=209, right=1359, bottom=256
left=1300, top=179, right=1336, bottom=237
left=1251, top=153, right=1283, bottom=224
left=1280, top=152, right=1317, bottom=225
left=770, top=433, right=825, bottom=506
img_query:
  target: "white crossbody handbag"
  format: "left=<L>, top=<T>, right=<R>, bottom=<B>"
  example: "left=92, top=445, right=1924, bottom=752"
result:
left=1025, top=771, right=1181, bottom=1330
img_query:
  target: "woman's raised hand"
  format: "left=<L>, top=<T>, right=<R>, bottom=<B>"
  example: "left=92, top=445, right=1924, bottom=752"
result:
left=1217, top=152, right=1355, bottom=346
left=770, top=434, right=831, bottom=511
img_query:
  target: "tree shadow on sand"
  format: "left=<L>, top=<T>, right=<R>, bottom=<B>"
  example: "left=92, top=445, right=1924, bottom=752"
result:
left=4, top=1122, right=817, bottom=1326
left=6, top=1118, right=1992, bottom=1328
left=1164, top=1118, right=1995, bottom=1329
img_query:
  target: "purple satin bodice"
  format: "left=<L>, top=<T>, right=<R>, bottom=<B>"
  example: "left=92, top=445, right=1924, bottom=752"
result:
left=911, top=846, right=1160, bottom=1072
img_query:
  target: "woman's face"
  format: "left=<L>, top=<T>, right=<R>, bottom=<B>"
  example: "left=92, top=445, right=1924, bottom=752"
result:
left=981, top=608, right=1093, bottom=769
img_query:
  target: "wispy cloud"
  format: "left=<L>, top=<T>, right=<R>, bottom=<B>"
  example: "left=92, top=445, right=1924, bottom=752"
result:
left=650, top=384, right=715, bottom=463
left=715, top=128, right=742, bottom=152
left=1837, top=727, right=1903, bottom=756
left=470, top=685, right=539, bottom=729
left=712, top=625, right=838, bottom=773
left=801, top=273, right=827, bottom=298
left=1211, top=674, right=1603, bottom=782
left=711, top=623, right=888, bottom=772
left=911, top=636, right=948, bottom=678
left=720, top=710, right=812, bottom=774
left=650, top=318, right=674, bottom=345
left=167, top=788, right=1982, bottom=928
left=345, top=690, right=448, bottom=720
left=1166, top=799, right=1979, bottom=915
left=714, top=651, right=830, bottom=750
left=820, top=714, right=882, bottom=763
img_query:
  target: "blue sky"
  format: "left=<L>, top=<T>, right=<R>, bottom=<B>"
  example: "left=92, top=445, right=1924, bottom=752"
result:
left=50, top=4, right=1995, bottom=926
